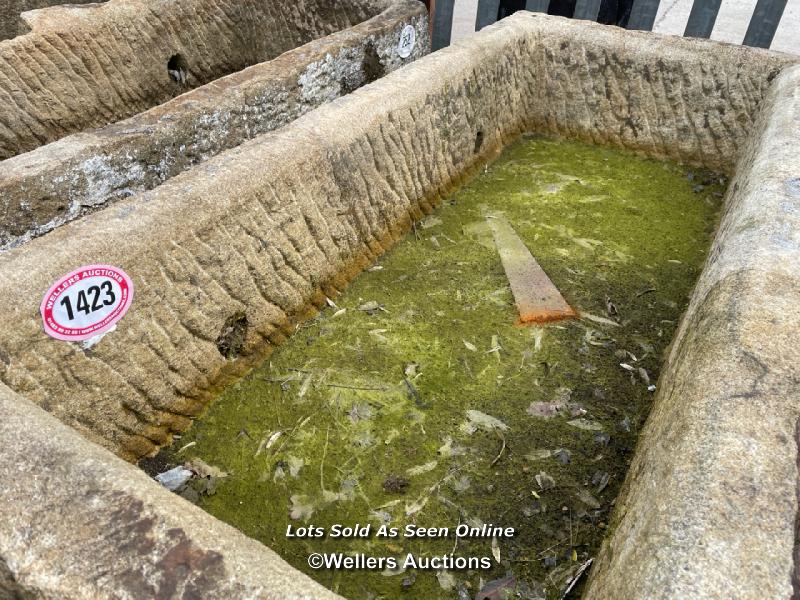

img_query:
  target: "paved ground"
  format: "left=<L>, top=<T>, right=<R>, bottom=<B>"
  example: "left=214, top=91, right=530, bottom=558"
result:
left=450, top=0, right=799, bottom=55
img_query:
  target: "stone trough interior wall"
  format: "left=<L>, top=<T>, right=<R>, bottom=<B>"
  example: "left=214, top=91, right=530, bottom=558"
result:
left=584, top=63, right=800, bottom=600
left=0, top=0, right=393, bottom=159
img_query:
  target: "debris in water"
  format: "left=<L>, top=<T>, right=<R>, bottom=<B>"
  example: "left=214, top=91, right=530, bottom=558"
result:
left=421, top=216, right=443, bottom=229
left=553, top=448, right=571, bottom=464
left=289, top=495, right=315, bottom=521
left=580, top=312, right=620, bottom=328
left=574, top=487, right=601, bottom=509
left=155, top=466, right=192, bottom=491
left=605, top=296, right=618, bottom=317
left=561, top=559, right=594, bottom=599
left=461, top=410, right=510, bottom=434
left=256, top=430, right=283, bottom=456
left=369, top=328, right=389, bottom=342
left=287, top=455, right=304, bottom=478
left=567, top=418, right=604, bottom=432
left=185, top=458, right=228, bottom=479
left=491, top=536, right=501, bottom=563
left=383, top=474, right=410, bottom=494
left=404, top=362, right=419, bottom=378
left=452, top=475, right=471, bottom=493
left=535, top=471, right=555, bottom=490
left=591, top=471, right=610, bottom=492
left=476, top=574, right=517, bottom=600
left=358, top=300, right=386, bottom=314
left=486, top=214, right=577, bottom=324
left=436, top=570, right=457, bottom=591
left=526, top=449, right=553, bottom=461
left=407, top=460, right=438, bottom=477
left=401, top=572, right=417, bottom=590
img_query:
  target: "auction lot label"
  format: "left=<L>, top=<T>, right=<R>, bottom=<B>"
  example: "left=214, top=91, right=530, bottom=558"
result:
left=41, top=265, right=134, bottom=341
left=397, top=24, right=416, bottom=58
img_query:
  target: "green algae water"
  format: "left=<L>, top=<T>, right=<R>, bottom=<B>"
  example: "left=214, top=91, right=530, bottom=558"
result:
left=144, top=135, right=724, bottom=599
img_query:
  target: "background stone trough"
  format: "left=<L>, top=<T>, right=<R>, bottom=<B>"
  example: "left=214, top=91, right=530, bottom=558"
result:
left=0, top=0, right=428, bottom=249
left=0, top=7, right=799, bottom=599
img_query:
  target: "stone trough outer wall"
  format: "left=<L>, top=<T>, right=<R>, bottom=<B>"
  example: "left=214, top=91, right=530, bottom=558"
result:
left=0, top=381, right=342, bottom=599
left=0, top=12, right=799, bottom=598
left=0, top=0, right=428, bottom=250
left=0, top=0, right=394, bottom=159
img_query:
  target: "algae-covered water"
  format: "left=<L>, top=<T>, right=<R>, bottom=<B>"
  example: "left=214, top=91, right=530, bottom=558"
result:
left=143, top=135, right=725, bottom=599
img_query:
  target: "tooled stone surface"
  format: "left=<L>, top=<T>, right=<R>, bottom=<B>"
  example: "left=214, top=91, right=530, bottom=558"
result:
left=0, top=0, right=428, bottom=250
left=1, top=11, right=795, bottom=251
left=0, top=14, right=795, bottom=461
left=585, top=64, right=800, bottom=599
left=0, top=0, right=392, bottom=159
left=0, top=382, right=342, bottom=599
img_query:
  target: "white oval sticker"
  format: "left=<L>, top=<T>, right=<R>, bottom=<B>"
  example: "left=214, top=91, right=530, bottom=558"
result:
left=397, top=24, right=416, bottom=59
left=40, top=265, right=134, bottom=341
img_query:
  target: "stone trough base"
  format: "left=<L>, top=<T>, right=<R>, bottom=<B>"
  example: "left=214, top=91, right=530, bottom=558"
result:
left=1, top=11, right=799, bottom=599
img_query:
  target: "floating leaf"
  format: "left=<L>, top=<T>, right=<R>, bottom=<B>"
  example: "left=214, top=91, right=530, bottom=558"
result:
left=567, top=418, right=604, bottom=432
left=287, top=455, right=304, bottom=478
left=574, top=487, right=601, bottom=509
left=436, top=570, right=457, bottom=591
left=525, top=449, right=553, bottom=461
left=581, top=312, right=620, bottom=327
left=461, top=410, right=510, bottom=435
left=289, top=495, right=315, bottom=521
left=407, top=460, right=438, bottom=477
left=420, top=216, right=443, bottom=229
left=491, top=536, right=501, bottom=563
left=185, top=458, right=228, bottom=479
left=535, top=471, right=555, bottom=490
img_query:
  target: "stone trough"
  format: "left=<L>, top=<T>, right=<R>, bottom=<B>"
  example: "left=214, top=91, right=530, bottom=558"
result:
left=0, top=0, right=428, bottom=249
left=1, top=9, right=799, bottom=599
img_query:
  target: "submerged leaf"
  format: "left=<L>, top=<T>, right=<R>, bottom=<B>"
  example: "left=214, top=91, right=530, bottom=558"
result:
left=461, top=410, right=510, bottom=435
left=567, top=418, right=605, bottom=432
left=436, top=570, right=457, bottom=591
left=407, top=460, right=438, bottom=477
left=289, top=495, right=315, bottom=521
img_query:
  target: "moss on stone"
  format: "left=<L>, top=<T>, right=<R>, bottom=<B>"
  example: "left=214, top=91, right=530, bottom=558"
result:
left=150, top=135, right=724, bottom=599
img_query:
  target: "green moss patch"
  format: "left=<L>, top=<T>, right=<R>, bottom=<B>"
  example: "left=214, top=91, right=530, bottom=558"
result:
left=143, top=135, right=724, bottom=599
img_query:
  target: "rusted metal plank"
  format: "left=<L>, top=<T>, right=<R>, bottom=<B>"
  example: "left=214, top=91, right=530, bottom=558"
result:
left=487, top=215, right=577, bottom=324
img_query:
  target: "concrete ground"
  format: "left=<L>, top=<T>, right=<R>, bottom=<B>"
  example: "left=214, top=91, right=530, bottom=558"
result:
left=450, top=0, right=800, bottom=55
